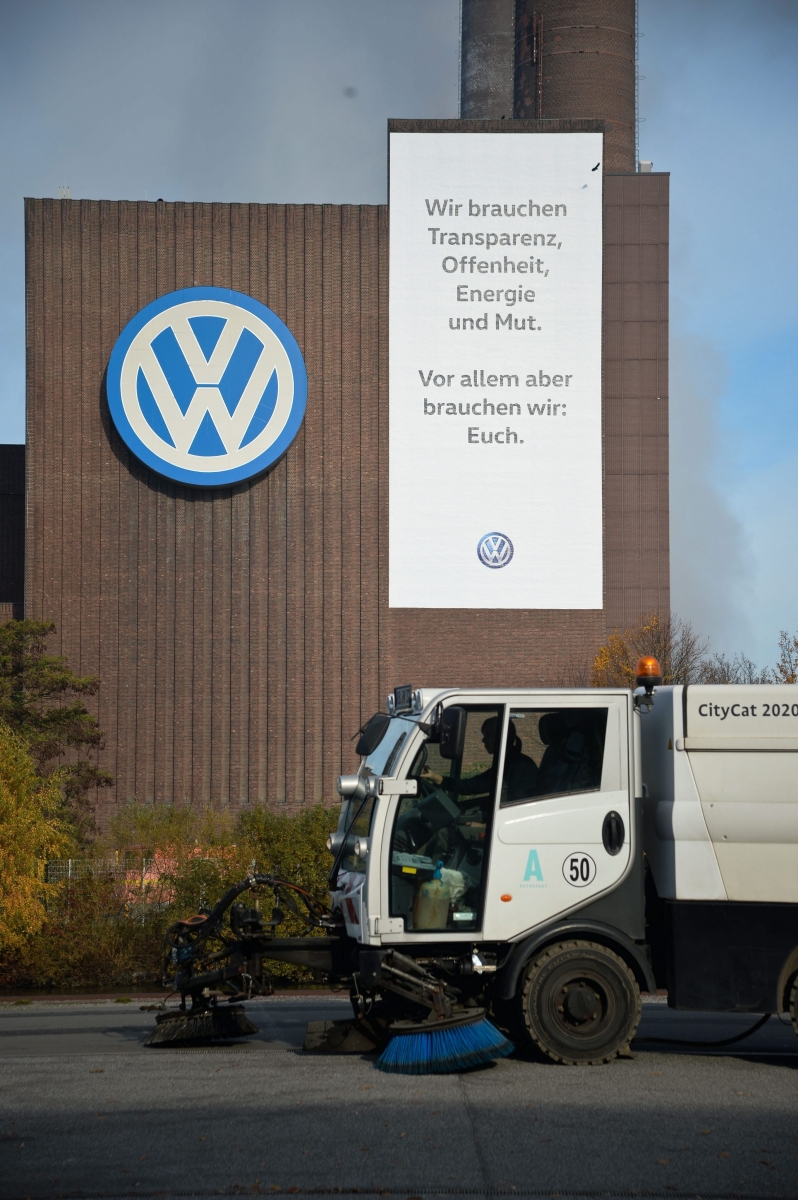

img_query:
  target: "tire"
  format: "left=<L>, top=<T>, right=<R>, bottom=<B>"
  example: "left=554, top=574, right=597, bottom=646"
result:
left=520, top=939, right=641, bottom=1065
left=789, top=976, right=798, bottom=1039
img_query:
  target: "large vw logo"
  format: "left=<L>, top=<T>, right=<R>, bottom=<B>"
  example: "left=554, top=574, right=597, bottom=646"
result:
left=477, top=532, right=514, bottom=569
left=106, top=287, right=307, bottom=487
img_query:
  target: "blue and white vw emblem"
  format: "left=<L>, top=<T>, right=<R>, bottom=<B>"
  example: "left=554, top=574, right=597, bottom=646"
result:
left=106, top=287, right=307, bottom=487
left=477, top=532, right=514, bottom=569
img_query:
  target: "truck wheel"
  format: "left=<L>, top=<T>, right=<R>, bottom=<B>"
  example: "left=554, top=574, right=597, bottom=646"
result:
left=520, top=939, right=641, bottom=1065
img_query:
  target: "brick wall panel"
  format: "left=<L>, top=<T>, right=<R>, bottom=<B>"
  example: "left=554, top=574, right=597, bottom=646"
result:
left=152, top=204, right=177, bottom=808
left=97, top=201, right=121, bottom=800
left=321, top=206, right=343, bottom=791
left=359, top=207, right=381, bottom=728
left=210, top=204, right=234, bottom=808
left=301, top=205, right=325, bottom=805
left=24, top=200, right=45, bottom=619
left=340, top=206, right=362, bottom=762
left=191, top=205, right=214, bottom=804
left=60, top=203, right=82, bottom=670
left=283, top=206, right=307, bottom=809
left=247, top=204, right=270, bottom=804
left=266, top=206, right=288, bottom=805
left=133, top=203, right=158, bottom=803
left=230, top=203, right=251, bottom=809
left=172, top=203, right=196, bottom=807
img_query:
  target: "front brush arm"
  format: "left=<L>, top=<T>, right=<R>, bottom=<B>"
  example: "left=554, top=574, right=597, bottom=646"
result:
left=160, top=873, right=338, bottom=997
left=200, top=873, right=331, bottom=934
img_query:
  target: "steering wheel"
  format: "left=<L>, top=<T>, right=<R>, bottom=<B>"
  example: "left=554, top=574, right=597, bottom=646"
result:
left=410, top=744, right=439, bottom=798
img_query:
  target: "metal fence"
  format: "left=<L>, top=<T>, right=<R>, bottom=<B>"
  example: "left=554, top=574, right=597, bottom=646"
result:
left=45, top=858, right=155, bottom=884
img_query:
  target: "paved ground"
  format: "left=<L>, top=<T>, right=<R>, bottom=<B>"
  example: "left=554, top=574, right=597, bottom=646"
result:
left=1, top=997, right=797, bottom=1200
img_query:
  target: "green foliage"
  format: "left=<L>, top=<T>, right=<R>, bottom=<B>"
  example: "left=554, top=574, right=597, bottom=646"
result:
left=6, top=871, right=164, bottom=990
left=1, top=800, right=338, bottom=991
left=0, top=620, right=112, bottom=824
left=0, top=722, right=73, bottom=956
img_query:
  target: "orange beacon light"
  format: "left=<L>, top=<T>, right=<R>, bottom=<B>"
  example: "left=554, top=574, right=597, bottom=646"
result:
left=635, top=656, right=663, bottom=695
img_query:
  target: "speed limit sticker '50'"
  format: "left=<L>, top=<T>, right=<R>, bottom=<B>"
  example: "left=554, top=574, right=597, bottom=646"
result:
left=562, top=853, right=597, bottom=887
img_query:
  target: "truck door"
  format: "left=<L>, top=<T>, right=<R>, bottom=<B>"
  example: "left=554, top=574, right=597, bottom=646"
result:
left=484, top=698, right=631, bottom=941
left=387, top=705, right=502, bottom=937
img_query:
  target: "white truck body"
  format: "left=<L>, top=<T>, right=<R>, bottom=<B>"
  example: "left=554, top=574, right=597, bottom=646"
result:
left=332, top=683, right=798, bottom=1026
left=642, top=685, right=798, bottom=904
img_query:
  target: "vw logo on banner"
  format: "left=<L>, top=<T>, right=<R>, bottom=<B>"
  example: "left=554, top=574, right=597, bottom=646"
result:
left=477, top=532, right=514, bottom=569
left=106, top=287, right=307, bottom=487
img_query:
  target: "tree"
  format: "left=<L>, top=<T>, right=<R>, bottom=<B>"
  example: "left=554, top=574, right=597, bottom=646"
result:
left=697, top=652, right=771, bottom=685
left=0, top=620, right=112, bottom=823
left=0, top=721, right=73, bottom=955
left=772, top=631, right=798, bottom=685
left=592, top=613, right=709, bottom=688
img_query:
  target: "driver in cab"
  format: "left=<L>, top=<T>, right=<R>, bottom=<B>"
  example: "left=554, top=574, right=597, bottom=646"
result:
left=422, top=716, right=538, bottom=805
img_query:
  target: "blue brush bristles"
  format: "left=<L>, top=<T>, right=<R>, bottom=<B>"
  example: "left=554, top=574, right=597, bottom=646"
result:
left=375, top=1017, right=514, bottom=1075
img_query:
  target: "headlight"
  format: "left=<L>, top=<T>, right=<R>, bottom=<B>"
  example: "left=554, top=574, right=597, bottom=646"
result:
left=354, top=838, right=369, bottom=859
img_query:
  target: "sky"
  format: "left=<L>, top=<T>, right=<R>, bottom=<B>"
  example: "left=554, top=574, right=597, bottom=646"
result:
left=0, top=0, right=796, bottom=668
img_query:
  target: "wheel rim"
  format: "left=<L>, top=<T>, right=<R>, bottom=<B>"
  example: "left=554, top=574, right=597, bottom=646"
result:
left=527, top=954, right=637, bottom=1057
left=544, top=967, right=616, bottom=1042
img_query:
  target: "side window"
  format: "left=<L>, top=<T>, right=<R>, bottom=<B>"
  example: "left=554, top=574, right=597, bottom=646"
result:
left=389, top=707, right=502, bottom=932
left=499, top=708, right=608, bottom=806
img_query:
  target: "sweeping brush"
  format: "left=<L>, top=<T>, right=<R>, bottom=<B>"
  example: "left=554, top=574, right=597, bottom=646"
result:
left=144, top=1004, right=259, bottom=1047
left=375, top=1009, right=514, bottom=1075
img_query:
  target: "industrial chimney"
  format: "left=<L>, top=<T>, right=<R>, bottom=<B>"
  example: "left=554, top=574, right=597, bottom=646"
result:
left=460, top=0, right=637, bottom=172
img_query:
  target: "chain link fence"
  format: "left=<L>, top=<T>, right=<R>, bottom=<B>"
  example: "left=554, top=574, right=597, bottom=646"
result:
left=44, top=858, right=155, bottom=884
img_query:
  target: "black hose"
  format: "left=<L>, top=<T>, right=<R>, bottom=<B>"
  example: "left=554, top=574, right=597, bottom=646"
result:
left=634, top=1012, right=772, bottom=1048
left=173, top=872, right=329, bottom=941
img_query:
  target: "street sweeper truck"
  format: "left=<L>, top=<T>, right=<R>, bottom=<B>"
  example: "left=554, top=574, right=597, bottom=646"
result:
left=147, top=665, right=798, bottom=1072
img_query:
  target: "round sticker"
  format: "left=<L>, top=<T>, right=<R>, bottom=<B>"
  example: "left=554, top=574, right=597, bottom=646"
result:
left=562, top=852, right=597, bottom=888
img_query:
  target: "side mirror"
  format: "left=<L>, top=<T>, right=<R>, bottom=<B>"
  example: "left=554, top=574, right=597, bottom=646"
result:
left=355, top=713, right=391, bottom=757
left=439, top=706, right=467, bottom=760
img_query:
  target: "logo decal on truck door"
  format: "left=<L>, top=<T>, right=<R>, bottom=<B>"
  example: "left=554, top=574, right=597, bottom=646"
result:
left=522, top=849, right=544, bottom=884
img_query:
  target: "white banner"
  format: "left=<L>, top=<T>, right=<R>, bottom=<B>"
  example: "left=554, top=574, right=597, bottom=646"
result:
left=389, top=132, right=603, bottom=609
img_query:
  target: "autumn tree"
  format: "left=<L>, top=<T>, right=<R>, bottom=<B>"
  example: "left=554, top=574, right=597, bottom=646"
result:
left=772, top=631, right=798, bottom=684
left=697, top=652, right=771, bottom=685
left=592, top=613, right=709, bottom=688
left=0, top=620, right=112, bottom=825
left=0, top=721, right=73, bottom=955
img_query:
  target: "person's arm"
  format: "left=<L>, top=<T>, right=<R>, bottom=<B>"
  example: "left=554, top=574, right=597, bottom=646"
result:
left=441, top=768, right=492, bottom=797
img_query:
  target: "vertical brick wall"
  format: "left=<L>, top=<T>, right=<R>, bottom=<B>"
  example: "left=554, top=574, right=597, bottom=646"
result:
left=603, top=172, right=670, bottom=630
left=24, top=156, right=668, bottom=823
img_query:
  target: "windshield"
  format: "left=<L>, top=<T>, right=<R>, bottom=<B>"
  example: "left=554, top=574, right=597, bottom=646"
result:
left=364, top=718, right=412, bottom=776
left=334, top=721, right=414, bottom=875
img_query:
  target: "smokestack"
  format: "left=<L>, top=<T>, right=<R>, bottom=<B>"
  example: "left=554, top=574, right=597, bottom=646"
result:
left=513, top=0, right=636, bottom=172
left=459, top=1, right=637, bottom=172
left=459, top=0, right=515, bottom=118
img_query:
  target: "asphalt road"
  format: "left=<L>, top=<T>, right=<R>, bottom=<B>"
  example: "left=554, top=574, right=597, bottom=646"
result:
left=1, top=997, right=796, bottom=1200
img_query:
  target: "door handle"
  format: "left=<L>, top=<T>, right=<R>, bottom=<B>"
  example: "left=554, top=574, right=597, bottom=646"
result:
left=602, top=810, right=625, bottom=856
